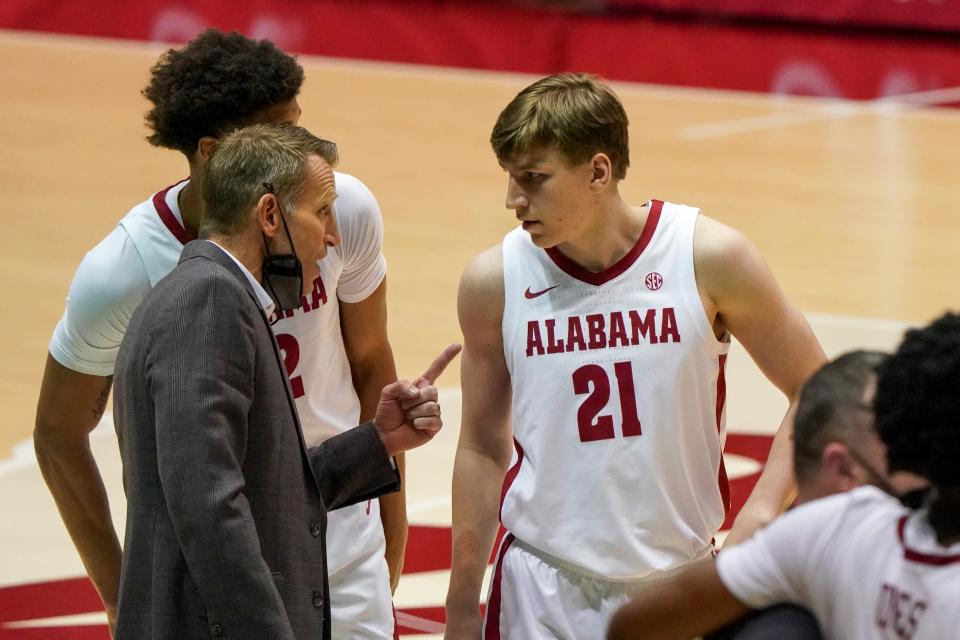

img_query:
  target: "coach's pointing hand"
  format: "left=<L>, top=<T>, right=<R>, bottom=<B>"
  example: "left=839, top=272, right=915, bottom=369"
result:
left=374, top=343, right=462, bottom=456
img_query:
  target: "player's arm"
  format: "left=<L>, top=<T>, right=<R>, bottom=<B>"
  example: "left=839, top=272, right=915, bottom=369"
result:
left=607, top=558, right=749, bottom=640
left=34, top=231, right=149, bottom=633
left=609, top=489, right=845, bottom=640
left=34, top=357, right=122, bottom=629
left=339, top=277, right=406, bottom=591
left=335, top=175, right=409, bottom=590
left=445, top=247, right=514, bottom=640
left=695, top=216, right=826, bottom=545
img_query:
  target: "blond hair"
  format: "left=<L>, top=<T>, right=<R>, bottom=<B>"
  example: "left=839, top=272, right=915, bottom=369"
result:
left=491, top=73, right=630, bottom=179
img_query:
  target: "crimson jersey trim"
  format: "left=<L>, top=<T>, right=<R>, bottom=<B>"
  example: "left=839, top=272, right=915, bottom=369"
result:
left=499, top=439, right=525, bottom=522
left=897, top=516, right=960, bottom=566
left=483, top=533, right=516, bottom=640
left=544, top=199, right=663, bottom=286
left=716, top=354, right=731, bottom=518
left=153, top=180, right=194, bottom=246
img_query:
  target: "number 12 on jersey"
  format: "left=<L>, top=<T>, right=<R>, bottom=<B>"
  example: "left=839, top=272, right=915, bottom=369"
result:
left=573, top=361, right=642, bottom=442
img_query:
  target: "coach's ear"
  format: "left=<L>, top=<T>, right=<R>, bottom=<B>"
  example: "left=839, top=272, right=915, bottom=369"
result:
left=822, top=442, right=858, bottom=493
left=255, top=192, right=283, bottom=238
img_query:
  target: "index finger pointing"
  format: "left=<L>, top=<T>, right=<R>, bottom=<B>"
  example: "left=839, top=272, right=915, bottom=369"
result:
left=416, top=343, right=462, bottom=386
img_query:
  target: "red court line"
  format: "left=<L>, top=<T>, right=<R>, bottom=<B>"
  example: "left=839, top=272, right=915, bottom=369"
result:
left=0, top=578, right=102, bottom=624
left=0, top=626, right=107, bottom=640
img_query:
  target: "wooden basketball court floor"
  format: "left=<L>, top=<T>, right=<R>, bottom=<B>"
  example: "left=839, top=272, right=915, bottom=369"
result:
left=1, top=29, right=958, bottom=637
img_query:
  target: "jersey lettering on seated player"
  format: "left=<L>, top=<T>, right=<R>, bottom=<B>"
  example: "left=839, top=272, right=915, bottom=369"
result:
left=875, top=582, right=928, bottom=640
left=525, top=307, right=680, bottom=358
left=269, top=274, right=328, bottom=399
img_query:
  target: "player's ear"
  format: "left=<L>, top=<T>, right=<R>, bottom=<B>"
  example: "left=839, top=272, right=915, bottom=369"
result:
left=589, top=153, right=613, bottom=190
left=822, top=442, right=858, bottom=493
left=195, top=136, right=219, bottom=166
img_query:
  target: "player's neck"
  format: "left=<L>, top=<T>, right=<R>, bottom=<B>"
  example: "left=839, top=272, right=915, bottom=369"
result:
left=553, top=198, right=648, bottom=273
left=178, top=173, right=204, bottom=239
left=794, top=486, right=818, bottom=506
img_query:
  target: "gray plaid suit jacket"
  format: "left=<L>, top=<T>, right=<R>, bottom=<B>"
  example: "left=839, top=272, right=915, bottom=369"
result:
left=112, top=240, right=399, bottom=640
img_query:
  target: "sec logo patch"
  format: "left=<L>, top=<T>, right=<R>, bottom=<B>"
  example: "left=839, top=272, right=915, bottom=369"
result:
left=645, top=272, right=663, bottom=291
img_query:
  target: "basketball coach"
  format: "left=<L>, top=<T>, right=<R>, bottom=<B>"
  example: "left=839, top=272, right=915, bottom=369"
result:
left=111, top=123, right=457, bottom=640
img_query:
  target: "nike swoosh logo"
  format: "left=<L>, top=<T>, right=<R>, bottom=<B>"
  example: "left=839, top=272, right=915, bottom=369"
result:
left=524, top=285, right=559, bottom=299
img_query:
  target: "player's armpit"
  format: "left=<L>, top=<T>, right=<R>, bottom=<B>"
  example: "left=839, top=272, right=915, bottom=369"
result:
left=607, top=559, right=749, bottom=640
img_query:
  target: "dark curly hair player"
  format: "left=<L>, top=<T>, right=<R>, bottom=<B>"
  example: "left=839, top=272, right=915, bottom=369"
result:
left=35, top=29, right=415, bottom=639
left=143, top=28, right=304, bottom=159
left=875, top=311, right=960, bottom=544
left=34, top=30, right=306, bottom=632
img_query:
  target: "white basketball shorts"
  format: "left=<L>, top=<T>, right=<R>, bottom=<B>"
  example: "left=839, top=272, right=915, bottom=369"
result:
left=327, top=499, right=396, bottom=639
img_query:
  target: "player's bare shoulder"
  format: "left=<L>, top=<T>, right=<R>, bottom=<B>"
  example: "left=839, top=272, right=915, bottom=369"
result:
left=457, top=244, right=504, bottom=335
left=330, top=171, right=381, bottom=243
left=693, top=213, right=770, bottom=312
left=332, top=172, right=378, bottom=218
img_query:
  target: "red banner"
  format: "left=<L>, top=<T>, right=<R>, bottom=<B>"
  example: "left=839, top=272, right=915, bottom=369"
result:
left=3, top=0, right=960, bottom=101
left=607, top=0, right=960, bottom=33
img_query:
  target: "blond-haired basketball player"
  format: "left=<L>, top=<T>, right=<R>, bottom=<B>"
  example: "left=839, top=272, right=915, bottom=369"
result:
left=444, top=73, right=826, bottom=639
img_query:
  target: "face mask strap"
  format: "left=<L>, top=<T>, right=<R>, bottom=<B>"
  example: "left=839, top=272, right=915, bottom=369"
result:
left=260, top=183, right=304, bottom=312
left=845, top=444, right=901, bottom=499
left=261, top=182, right=299, bottom=257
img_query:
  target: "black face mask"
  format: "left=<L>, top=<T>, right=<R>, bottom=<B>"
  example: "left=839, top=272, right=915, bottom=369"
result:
left=261, top=188, right=303, bottom=312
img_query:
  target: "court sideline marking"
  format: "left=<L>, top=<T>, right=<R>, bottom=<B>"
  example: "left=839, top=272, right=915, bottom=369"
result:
left=680, top=86, right=960, bottom=139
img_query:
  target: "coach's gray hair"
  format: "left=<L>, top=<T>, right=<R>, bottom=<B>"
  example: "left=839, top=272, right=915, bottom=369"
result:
left=199, top=123, right=338, bottom=237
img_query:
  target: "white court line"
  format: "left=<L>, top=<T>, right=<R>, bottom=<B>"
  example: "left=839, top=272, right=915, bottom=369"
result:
left=873, top=85, right=960, bottom=108
left=680, top=103, right=860, bottom=139
left=806, top=312, right=912, bottom=333
left=407, top=496, right=452, bottom=517
left=0, top=438, right=39, bottom=478
left=3, top=612, right=107, bottom=629
left=0, top=304, right=909, bottom=481
left=680, top=85, right=960, bottom=139
left=0, top=389, right=463, bottom=477
left=0, top=417, right=120, bottom=478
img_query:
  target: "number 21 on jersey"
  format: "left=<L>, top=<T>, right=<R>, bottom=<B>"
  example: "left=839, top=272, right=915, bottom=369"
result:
left=573, top=361, right=642, bottom=442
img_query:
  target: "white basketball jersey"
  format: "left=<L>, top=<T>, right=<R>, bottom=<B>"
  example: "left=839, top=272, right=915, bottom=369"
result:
left=718, top=486, right=960, bottom=640
left=147, top=177, right=383, bottom=444
left=500, top=200, right=730, bottom=580
left=53, top=174, right=383, bottom=444
left=51, top=174, right=390, bottom=583
left=266, top=240, right=357, bottom=444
